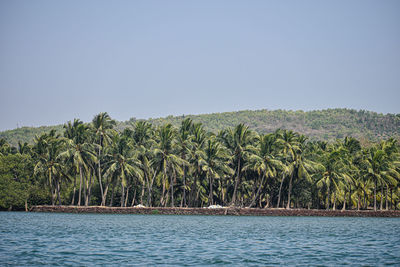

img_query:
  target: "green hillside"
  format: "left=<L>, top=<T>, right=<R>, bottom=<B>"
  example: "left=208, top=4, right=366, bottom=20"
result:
left=1, top=108, right=399, bottom=146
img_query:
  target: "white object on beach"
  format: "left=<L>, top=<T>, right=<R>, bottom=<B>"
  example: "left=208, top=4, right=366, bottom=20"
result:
left=207, top=205, right=224, bottom=209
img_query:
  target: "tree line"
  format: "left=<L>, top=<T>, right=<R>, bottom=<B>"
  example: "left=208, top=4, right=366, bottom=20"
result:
left=0, top=112, right=399, bottom=211
left=2, top=108, right=399, bottom=147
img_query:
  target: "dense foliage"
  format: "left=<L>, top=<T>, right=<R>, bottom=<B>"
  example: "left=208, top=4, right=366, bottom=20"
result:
left=1, top=109, right=399, bottom=147
left=1, top=112, right=399, bottom=211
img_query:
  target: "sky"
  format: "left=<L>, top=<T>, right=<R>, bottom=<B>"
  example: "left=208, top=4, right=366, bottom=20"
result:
left=0, top=0, right=399, bottom=131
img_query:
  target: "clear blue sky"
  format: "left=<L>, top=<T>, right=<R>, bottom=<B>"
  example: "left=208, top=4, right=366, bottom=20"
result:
left=1, top=0, right=399, bottom=131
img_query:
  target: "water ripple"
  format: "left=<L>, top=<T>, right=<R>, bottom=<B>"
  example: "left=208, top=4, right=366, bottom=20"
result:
left=0, top=213, right=399, bottom=266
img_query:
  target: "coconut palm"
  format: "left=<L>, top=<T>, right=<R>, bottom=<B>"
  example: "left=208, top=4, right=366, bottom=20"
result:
left=103, top=133, right=143, bottom=207
left=153, top=124, right=183, bottom=207
left=187, top=123, right=207, bottom=207
left=60, top=120, right=96, bottom=206
left=246, top=133, right=285, bottom=208
left=278, top=131, right=316, bottom=209
left=316, top=145, right=352, bottom=210
left=33, top=131, right=65, bottom=206
left=203, top=136, right=232, bottom=206
left=92, top=112, right=116, bottom=206
left=276, top=129, right=299, bottom=208
left=131, top=121, right=154, bottom=206
left=220, top=124, right=256, bottom=206
left=176, top=118, right=193, bottom=207
left=363, top=143, right=398, bottom=211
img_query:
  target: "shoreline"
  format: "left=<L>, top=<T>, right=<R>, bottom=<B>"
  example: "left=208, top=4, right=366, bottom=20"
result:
left=30, top=205, right=400, bottom=217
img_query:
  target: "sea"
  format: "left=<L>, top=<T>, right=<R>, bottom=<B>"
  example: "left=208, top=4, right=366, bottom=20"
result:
left=0, top=212, right=399, bottom=266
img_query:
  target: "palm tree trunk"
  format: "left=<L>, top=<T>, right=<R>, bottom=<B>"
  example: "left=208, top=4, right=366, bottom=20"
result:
left=131, top=188, right=137, bottom=207
left=342, top=191, right=346, bottom=211
left=209, top=172, right=213, bottom=206
left=192, top=175, right=197, bottom=207
left=231, top=157, right=241, bottom=206
left=182, top=165, right=187, bottom=207
left=125, top=186, right=130, bottom=207
left=277, top=174, right=285, bottom=208
left=286, top=172, right=294, bottom=209
left=98, top=147, right=105, bottom=206
left=121, top=182, right=125, bottom=207
left=144, top=171, right=150, bottom=206
left=260, top=193, right=264, bottom=208
left=85, top=171, right=91, bottom=206
left=348, top=186, right=352, bottom=210
left=57, top=179, right=62, bottom=206
left=103, top=183, right=109, bottom=206
left=248, top=175, right=265, bottom=208
left=380, top=184, right=384, bottom=211
left=222, top=179, right=226, bottom=206
left=165, top=187, right=170, bottom=207
left=78, top=165, right=83, bottom=206
left=160, top=166, right=167, bottom=206
left=88, top=171, right=94, bottom=205
left=363, top=185, right=367, bottom=209
left=170, top=170, right=175, bottom=207
left=140, top=180, right=145, bottom=205
left=71, top=175, right=76, bottom=205
left=110, top=182, right=116, bottom=207
left=326, top=185, right=330, bottom=210
left=374, top=181, right=377, bottom=211
left=390, top=187, right=393, bottom=210
left=147, top=172, right=156, bottom=207
left=333, top=191, right=336, bottom=211
left=83, top=170, right=87, bottom=206
left=385, top=184, right=388, bottom=210
left=49, top=170, right=55, bottom=206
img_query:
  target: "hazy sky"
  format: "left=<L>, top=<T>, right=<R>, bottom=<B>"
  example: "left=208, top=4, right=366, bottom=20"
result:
left=1, top=1, right=399, bottom=131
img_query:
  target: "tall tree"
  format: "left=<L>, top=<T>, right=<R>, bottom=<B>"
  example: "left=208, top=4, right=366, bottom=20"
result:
left=33, top=131, right=64, bottom=206
left=61, top=120, right=96, bottom=206
left=92, top=112, right=116, bottom=206
left=220, top=124, right=256, bottom=206
left=153, top=124, right=183, bottom=207
left=176, top=118, right=193, bottom=207
left=246, top=133, right=285, bottom=208
left=104, top=133, right=143, bottom=207
left=203, top=136, right=232, bottom=206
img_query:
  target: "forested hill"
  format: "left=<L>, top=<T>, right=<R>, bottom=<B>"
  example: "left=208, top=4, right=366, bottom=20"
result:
left=1, top=108, right=399, bottom=146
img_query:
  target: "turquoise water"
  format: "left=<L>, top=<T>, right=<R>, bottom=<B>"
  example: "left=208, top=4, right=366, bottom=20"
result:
left=0, top=212, right=399, bottom=266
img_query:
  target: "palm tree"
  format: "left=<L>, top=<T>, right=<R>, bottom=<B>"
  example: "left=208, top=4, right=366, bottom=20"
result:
left=131, top=121, right=154, bottom=206
left=153, top=124, right=183, bottom=207
left=33, top=131, right=65, bottom=206
left=203, top=136, right=232, bottom=206
left=18, top=141, right=31, bottom=155
left=188, top=123, right=207, bottom=207
left=246, top=133, right=285, bottom=208
left=316, top=145, right=352, bottom=210
left=104, top=133, right=143, bottom=207
left=276, top=129, right=299, bottom=208
left=61, top=119, right=96, bottom=206
left=363, top=143, right=398, bottom=211
left=92, top=112, right=116, bottom=206
left=0, top=138, right=11, bottom=156
left=278, top=131, right=316, bottom=209
left=176, top=118, right=193, bottom=207
left=220, top=124, right=256, bottom=206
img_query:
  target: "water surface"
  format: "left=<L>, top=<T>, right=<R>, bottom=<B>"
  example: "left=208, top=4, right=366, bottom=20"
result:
left=0, top=212, right=399, bottom=266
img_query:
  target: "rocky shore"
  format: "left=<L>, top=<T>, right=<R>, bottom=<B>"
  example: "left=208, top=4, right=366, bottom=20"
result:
left=30, top=205, right=400, bottom=217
